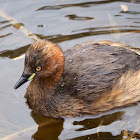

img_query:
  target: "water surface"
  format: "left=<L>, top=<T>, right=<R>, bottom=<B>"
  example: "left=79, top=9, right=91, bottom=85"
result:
left=0, top=0, right=140, bottom=139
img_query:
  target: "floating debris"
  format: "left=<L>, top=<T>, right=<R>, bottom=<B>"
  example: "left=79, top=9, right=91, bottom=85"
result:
left=38, top=25, right=44, bottom=27
left=120, top=5, right=128, bottom=12
left=13, top=23, right=24, bottom=29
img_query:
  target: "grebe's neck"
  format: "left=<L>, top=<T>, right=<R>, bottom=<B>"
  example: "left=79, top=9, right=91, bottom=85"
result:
left=38, top=66, right=64, bottom=89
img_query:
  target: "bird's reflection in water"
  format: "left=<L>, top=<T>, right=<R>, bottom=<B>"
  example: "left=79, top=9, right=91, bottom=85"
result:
left=31, top=111, right=126, bottom=140
left=31, top=111, right=64, bottom=140
left=59, top=111, right=125, bottom=140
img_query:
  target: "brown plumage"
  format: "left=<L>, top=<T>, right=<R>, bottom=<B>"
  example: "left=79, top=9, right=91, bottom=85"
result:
left=14, top=40, right=140, bottom=118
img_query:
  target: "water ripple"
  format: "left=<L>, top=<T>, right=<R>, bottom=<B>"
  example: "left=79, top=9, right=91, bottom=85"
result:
left=36, top=0, right=120, bottom=11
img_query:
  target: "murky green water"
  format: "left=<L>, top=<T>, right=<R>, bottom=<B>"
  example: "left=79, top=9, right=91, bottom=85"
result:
left=0, top=0, right=140, bottom=139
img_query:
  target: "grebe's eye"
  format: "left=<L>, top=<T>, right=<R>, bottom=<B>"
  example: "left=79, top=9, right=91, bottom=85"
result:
left=36, top=66, right=42, bottom=72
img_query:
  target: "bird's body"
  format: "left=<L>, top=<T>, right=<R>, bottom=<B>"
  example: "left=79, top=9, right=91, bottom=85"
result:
left=15, top=40, right=140, bottom=118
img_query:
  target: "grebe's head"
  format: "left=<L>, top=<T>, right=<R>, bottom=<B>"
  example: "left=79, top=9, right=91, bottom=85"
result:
left=14, top=40, right=64, bottom=89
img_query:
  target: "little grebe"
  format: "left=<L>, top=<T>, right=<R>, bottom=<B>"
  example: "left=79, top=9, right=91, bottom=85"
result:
left=14, top=40, right=140, bottom=118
